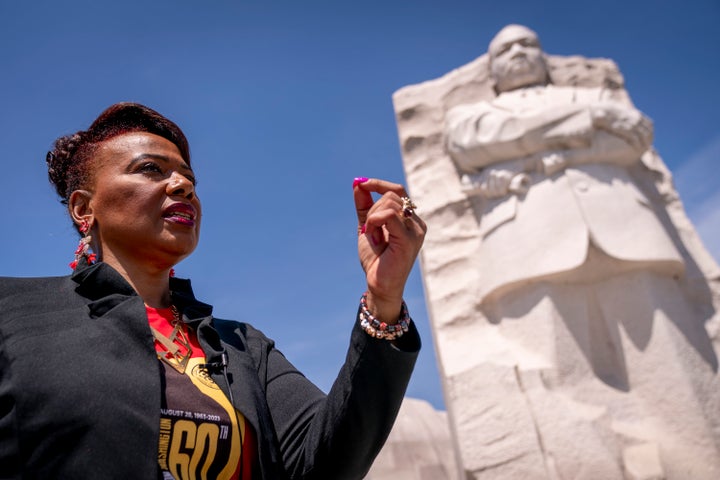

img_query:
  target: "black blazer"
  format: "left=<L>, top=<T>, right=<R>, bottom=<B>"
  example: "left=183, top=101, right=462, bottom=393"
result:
left=0, top=262, right=420, bottom=479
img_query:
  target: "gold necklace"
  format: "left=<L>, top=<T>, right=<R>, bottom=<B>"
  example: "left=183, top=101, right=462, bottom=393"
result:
left=150, top=305, right=193, bottom=374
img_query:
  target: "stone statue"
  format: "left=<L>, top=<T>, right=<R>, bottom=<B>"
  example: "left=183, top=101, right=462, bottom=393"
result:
left=445, top=24, right=682, bottom=303
left=364, top=398, right=458, bottom=480
left=393, top=24, right=720, bottom=480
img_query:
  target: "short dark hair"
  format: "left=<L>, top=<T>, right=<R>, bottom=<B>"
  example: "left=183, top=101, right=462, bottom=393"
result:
left=46, top=102, right=190, bottom=205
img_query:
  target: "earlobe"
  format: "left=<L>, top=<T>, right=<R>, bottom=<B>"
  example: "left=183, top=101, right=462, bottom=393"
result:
left=68, top=190, right=94, bottom=227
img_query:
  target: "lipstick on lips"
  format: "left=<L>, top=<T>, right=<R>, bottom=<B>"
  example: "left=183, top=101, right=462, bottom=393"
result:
left=162, top=202, right=196, bottom=226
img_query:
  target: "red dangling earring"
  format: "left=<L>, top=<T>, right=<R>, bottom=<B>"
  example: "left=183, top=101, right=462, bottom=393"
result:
left=69, top=219, right=97, bottom=270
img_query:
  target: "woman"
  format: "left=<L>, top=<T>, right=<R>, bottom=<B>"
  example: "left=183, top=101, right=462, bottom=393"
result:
left=0, top=103, right=426, bottom=479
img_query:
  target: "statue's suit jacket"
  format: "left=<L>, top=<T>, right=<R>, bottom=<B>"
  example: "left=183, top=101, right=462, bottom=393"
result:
left=0, top=262, right=419, bottom=479
left=445, top=85, right=684, bottom=301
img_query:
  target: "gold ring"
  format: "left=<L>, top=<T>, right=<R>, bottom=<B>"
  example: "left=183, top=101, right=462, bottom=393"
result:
left=401, top=196, right=417, bottom=218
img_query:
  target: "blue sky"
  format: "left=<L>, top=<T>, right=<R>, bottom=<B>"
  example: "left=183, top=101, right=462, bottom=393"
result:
left=1, top=0, right=718, bottom=410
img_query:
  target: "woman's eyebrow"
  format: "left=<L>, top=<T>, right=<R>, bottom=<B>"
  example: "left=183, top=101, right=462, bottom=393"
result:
left=130, top=153, right=192, bottom=172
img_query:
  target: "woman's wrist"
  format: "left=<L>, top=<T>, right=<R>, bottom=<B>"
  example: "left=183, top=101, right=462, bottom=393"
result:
left=359, top=292, right=411, bottom=341
left=364, top=291, right=403, bottom=325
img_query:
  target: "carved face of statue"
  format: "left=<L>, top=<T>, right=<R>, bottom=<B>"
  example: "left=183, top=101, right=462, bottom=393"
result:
left=489, top=25, right=548, bottom=93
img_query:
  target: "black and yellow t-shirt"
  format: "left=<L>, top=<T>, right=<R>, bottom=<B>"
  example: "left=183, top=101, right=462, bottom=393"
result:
left=148, top=307, right=256, bottom=480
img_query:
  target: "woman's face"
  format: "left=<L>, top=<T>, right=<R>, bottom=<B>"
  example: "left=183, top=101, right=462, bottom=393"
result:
left=83, top=132, right=201, bottom=269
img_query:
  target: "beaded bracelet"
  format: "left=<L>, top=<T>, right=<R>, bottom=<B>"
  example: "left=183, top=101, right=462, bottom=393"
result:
left=359, top=292, right=411, bottom=341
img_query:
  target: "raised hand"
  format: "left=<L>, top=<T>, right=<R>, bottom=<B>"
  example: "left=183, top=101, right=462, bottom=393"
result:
left=353, top=178, right=426, bottom=324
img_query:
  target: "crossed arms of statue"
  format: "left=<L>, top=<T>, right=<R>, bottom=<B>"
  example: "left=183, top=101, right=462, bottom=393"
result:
left=444, top=91, right=653, bottom=198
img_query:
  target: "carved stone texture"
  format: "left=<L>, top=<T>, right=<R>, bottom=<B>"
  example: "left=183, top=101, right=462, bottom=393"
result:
left=393, top=24, right=720, bottom=480
left=365, top=398, right=459, bottom=480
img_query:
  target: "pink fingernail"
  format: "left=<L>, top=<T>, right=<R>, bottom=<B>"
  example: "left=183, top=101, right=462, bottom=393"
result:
left=360, top=224, right=367, bottom=234
left=353, top=177, right=369, bottom=188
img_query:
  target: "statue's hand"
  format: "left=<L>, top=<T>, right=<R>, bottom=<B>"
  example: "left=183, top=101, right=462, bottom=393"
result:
left=482, top=169, right=514, bottom=198
left=540, top=152, right=568, bottom=175
left=591, top=104, right=653, bottom=150
left=462, top=169, right=527, bottom=199
left=460, top=173, right=486, bottom=196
